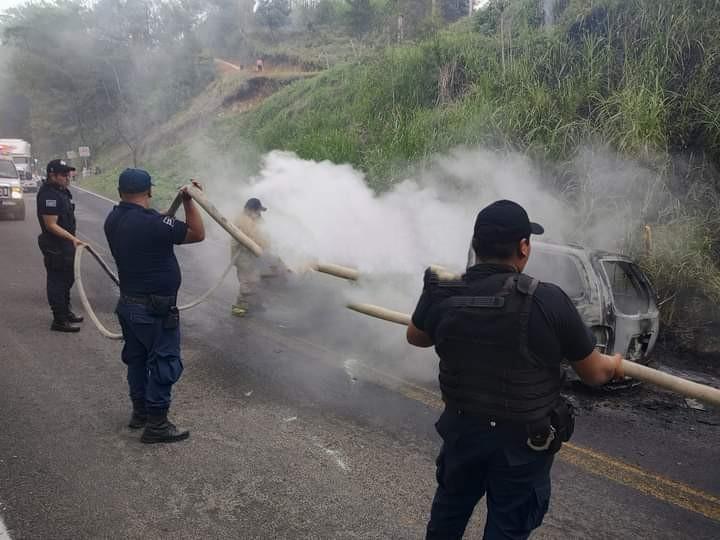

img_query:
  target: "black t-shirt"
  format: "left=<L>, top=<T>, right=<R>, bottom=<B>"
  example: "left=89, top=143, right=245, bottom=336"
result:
left=411, top=263, right=596, bottom=367
left=104, top=202, right=188, bottom=296
left=36, top=181, right=76, bottom=249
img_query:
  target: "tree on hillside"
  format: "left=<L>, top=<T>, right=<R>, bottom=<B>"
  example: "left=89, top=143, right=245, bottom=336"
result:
left=440, top=0, right=471, bottom=21
left=255, top=0, right=292, bottom=32
left=345, top=0, right=374, bottom=35
left=1, top=0, right=214, bottom=163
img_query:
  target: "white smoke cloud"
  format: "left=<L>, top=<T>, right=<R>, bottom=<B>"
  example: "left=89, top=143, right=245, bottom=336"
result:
left=184, top=145, right=667, bottom=385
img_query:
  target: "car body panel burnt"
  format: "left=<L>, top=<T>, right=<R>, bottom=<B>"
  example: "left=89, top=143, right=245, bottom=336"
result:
left=525, top=242, right=659, bottom=364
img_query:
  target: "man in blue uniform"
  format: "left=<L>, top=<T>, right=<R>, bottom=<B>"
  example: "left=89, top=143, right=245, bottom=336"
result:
left=104, top=169, right=205, bottom=444
left=36, top=159, right=85, bottom=332
left=407, top=200, right=625, bottom=540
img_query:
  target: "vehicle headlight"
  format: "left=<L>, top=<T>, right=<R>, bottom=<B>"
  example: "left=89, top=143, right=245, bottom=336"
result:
left=11, top=186, right=22, bottom=199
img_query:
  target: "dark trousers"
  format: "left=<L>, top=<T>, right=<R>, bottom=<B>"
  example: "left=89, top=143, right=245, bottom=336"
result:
left=426, top=410, right=554, bottom=540
left=39, top=241, right=75, bottom=320
left=116, top=301, right=184, bottom=414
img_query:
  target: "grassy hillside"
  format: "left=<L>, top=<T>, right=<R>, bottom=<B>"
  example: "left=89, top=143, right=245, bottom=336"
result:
left=208, top=0, right=720, bottom=351
left=84, top=0, right=720, bottom=352
left=218, top=1, right=719, bottom=184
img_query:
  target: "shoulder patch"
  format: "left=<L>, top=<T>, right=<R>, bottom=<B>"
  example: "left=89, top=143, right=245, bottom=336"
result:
left=45, top=199, right=57, bottom=208
left=162, top=216, right=175, bottom=227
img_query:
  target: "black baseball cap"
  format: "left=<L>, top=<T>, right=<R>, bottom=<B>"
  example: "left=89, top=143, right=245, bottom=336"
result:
left=244, top=197, right=267, bottom=212
left=46, top=159, right=75, bottom=175
left=118, top=168, right=154, bottom=194
left=473, top=200, right=544, bottom=244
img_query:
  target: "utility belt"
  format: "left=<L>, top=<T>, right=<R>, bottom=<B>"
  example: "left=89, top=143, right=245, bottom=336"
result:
left=526, top=397, right=575, bottom=454
left=449, top=397, right=575, bottom=454
left=120, top=293, right=180, bottom=330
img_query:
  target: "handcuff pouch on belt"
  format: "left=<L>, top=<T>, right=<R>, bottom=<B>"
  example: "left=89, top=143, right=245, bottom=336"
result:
left=147, top=295, right=180, bottom=330
left=526, top=397, right=575, bottom=454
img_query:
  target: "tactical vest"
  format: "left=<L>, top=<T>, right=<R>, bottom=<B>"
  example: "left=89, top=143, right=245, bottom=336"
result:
left=426, top=271, right=562, bottom=424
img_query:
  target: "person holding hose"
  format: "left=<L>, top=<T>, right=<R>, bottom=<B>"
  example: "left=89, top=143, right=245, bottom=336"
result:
left=36, top=159, right=86, bottom=332
left=231, top=197, right=269, bottom=317
left=104, top=169, right=205, bottom=444
left=407, top=200, right=624, bottom=540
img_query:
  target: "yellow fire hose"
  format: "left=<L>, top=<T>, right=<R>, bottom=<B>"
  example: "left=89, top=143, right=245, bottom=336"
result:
left=331, top=265, right=720, bottom=409
left=75, top=185, right=720, bottom=408
left=75, top=186, right=262, bottom=340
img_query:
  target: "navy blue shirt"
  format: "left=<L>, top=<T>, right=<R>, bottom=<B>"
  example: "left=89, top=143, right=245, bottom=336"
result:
left=36, top=181, right=76, bottom=250
left=104, top=202, right=188, bottom=296
left=412, top=263, right=596, bottom=367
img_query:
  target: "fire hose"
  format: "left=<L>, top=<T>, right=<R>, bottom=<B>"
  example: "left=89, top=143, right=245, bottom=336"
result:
left=75, top=185, right=261, bottom=340
left=75, top=185, right=720, bottom=408
left=319, top=265, right=720, bottom=409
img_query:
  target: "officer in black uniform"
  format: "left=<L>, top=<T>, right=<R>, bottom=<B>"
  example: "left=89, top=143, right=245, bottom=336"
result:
left=407, top=200, right=625, bottom=540
left=36, top=159, right=85, bottom=332
left=104, top=169, right=205, bottom=444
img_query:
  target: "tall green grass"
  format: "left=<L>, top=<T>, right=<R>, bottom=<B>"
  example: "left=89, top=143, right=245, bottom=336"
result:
left=210, top=0, right=720, bottom=350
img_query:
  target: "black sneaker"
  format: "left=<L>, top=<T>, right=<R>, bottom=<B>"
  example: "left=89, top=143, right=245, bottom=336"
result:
left=67, top=311, right=84, bottom=323
left=51, top=320, right=80, bottom=333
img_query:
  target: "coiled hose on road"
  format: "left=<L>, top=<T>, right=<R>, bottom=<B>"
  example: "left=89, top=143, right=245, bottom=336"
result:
left=75, top=185, right=720, bottom=407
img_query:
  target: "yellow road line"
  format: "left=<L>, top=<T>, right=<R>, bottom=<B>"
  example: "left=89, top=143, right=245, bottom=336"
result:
left=562, top=443, right=720, bottom=521
left=249, top=321, right=720, bottom=522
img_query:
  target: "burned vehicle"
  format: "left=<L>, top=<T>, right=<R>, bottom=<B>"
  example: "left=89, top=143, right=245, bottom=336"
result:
left=524, top=242, right=659, bottom=364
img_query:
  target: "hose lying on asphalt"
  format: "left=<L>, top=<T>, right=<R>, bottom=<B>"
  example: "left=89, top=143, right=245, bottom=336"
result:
left=75, top=243, right=245, bottom=340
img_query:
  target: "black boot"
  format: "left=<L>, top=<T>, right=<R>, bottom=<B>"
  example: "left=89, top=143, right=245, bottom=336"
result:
left=141, top=411, right=189, bottom=444
left=67, top=311, right=84, bottom=323
left=51, top=318, right=80, bottom=333
left=128, top=400, right=147, bottom=429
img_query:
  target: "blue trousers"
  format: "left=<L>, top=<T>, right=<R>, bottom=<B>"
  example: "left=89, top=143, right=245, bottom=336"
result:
left=116, top=301, right=184, bottom=414
left=39, top=240, right=75, bottom=320
left=426, top=410, right=554, bottom=540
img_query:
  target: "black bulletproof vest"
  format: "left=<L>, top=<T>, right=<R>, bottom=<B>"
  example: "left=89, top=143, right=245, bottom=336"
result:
left=427, top=271, right=561, bottom=423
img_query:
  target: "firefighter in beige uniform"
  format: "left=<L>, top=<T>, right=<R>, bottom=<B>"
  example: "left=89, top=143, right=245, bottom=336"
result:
left=231, top=198, right=269, bottom=316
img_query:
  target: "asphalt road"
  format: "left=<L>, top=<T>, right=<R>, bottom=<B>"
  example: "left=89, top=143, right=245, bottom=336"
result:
left=0, top=188, right=718, bottom=539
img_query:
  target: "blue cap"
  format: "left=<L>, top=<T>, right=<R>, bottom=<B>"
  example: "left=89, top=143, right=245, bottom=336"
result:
left=118, top=168, right=153, bottom=194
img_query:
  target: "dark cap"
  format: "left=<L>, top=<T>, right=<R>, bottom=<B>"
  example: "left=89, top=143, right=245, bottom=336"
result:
left=46, top=159, right=75, bottom=175
left=244, top=197, right=267, bottom=212
left=118, top=168, right=153, bottom=194
left=473, top=200, right=544, bottom=244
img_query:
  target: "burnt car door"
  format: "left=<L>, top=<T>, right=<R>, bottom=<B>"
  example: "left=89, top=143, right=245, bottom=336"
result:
left=595, top=257, right=659, bottom=361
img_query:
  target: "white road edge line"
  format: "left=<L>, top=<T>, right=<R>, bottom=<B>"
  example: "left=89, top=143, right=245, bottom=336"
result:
left=0, top=514, right=13, bottom=540
left=72, top=184, right=115, bottom=205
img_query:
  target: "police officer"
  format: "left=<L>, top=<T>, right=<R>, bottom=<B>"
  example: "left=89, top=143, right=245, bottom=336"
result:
left=104, top=169, right=205, bottom=444
left=36, top=159, right=85, bottom=332
left=407, top=200, right=624, bottom=540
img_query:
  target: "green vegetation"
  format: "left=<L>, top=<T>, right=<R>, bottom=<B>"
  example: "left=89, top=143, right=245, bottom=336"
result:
left=221, top=0, right=720, bottom=185
left=211, top=0, right=720, bottom=350
left=11, top=0, right=720, bottom=352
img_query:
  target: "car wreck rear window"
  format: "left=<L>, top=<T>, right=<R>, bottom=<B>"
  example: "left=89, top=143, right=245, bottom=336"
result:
left=526, top=251, right=585, bottom=299
left=601, top=260, right=650, bottom=314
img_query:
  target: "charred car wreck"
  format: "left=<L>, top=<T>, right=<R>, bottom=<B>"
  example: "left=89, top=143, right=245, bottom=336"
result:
left=525, top=242, right=659, bottom=364
left=467, top=241, right=659, bottom=364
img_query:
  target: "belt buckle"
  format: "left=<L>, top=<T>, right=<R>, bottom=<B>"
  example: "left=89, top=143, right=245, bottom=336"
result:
left=527, top=425, right=556, bottom=451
